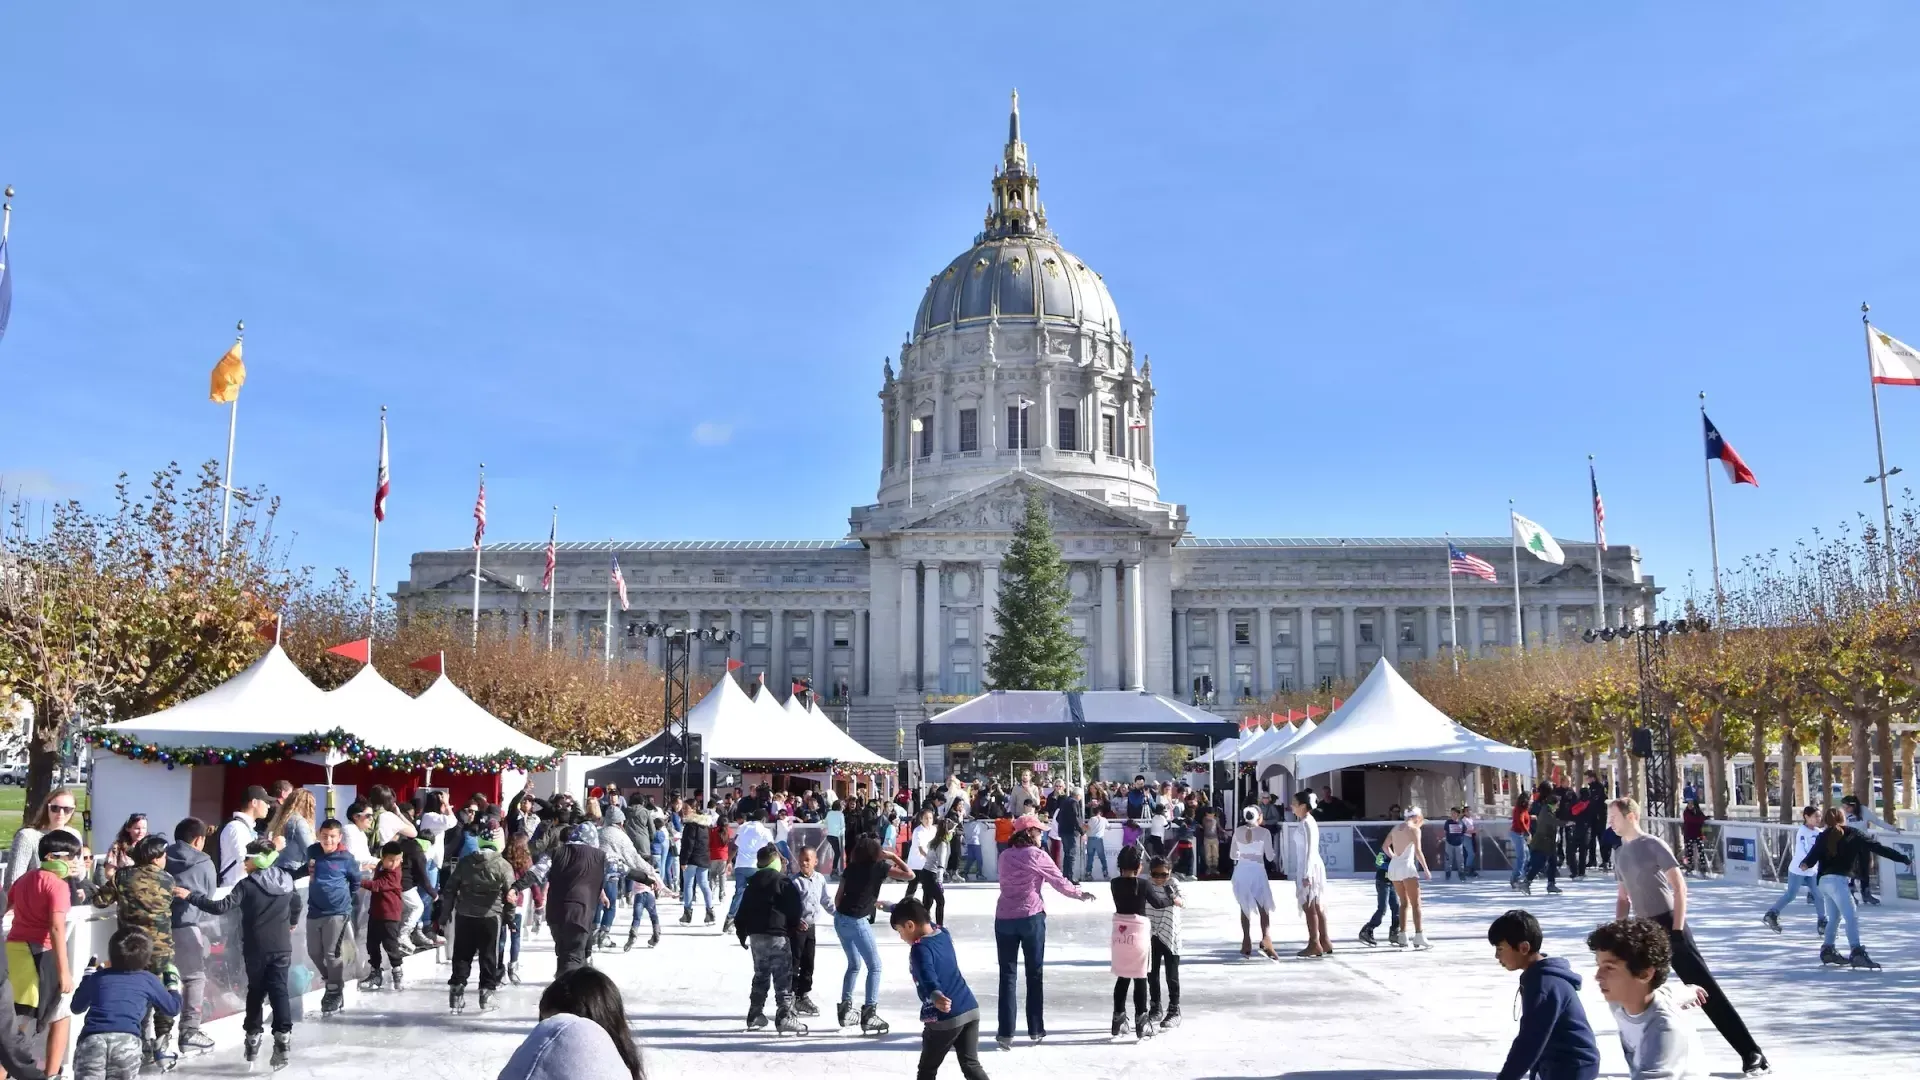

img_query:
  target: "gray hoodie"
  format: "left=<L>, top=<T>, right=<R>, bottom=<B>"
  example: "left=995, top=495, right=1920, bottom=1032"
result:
left=497, top=1014, right=632, bottom=1080
left=1608, top=983, right=1706, bottom=1080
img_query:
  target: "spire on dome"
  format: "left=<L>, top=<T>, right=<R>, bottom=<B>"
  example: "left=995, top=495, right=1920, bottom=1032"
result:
left=983, top=91, right=1049, bottom=241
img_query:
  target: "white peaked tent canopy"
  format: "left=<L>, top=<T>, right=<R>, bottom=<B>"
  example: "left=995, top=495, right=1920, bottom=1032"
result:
left=1278, top=659, right=1533, bottom=778
left=690, top=675, right=869, bottom=763
left=1191, top=735, right=1240, bottom=765
left=106, top=644, right=336, bottom=745
left=324, top=664, right=420, bottom=738
left=1235, top=721, right=1300, bottom=762
left=408, top=675, right=556, bottom=759
left=783, top=693, right=892, bottom=765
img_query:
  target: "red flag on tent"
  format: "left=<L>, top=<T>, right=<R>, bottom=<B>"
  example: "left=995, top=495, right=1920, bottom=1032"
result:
left=255, top=617, right=280, bottom=644
left=326, top=638, right=370, bottom=664
left=409, top=652, right=444, bottom=674
left=1332, top=697, right=1344, bottom=710
left=726, top=658, right=744, bottom=673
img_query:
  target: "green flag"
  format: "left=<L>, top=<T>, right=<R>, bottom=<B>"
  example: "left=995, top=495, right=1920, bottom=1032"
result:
left=1511, top=511, right=1565, bottom=565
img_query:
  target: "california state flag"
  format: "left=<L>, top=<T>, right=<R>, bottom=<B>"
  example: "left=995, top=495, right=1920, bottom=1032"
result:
left=1869, top=323, right=1920, bottom=386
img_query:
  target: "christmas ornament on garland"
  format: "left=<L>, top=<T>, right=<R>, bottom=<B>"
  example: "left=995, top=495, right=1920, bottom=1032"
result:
left=81, top=726, right=562, bottom=775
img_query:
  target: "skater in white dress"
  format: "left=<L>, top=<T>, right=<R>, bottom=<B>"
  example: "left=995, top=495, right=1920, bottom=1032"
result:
left=1230, top=808, right=1277, bottom=959
left=1288, top=791, right=1330, bottom=957
left=1384, top=807, right=1433, bottom=949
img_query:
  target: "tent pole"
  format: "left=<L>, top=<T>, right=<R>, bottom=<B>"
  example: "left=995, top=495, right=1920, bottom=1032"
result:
left=325, top=764, right=337, bottom=819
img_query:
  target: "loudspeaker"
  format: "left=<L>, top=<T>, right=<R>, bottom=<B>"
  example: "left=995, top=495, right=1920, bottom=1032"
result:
left=1630, top=727, right=1653, bottom=759
left=897, top=759, right=921, bottom=794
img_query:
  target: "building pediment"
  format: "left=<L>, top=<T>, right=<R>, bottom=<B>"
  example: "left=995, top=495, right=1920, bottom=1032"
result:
left=422, top=567, right=526, bottom=593
left=901, top=474, right=1149, bottom=535
left=1536, top=562, right=1632, bottom=589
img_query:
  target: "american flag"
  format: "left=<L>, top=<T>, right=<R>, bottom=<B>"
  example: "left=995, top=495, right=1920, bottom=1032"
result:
left=1590, top=462, right=1607, bottom=551
left=373, top=412, right=390, bottom=523
left=472, top=479, right=486, bottom=549
left=541, top=514, right=556, bottom=591
left=610, top=554, right=629, bottom=611
left=1448, top=542, right=1497, bottom=582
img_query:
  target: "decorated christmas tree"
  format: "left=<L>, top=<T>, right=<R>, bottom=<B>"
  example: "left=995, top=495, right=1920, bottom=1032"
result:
left=985, top=485, right=1083, bottom=691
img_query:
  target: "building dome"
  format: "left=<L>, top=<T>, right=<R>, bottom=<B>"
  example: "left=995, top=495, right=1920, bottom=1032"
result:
left=914, top=238, right=1121, bottom=337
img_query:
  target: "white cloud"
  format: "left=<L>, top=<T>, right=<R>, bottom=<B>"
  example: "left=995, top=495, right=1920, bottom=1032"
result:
left=691, top=422, right=733, bottom=447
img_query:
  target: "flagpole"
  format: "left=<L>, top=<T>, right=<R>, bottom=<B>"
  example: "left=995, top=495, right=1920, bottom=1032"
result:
left=471, top=463, right=485, bottom=649
left=2, top=185, right=13, bottom=243
left=219, top=320, right=243, bottom=558
left=1509, top=498, right=1524, bottom=654
left=1864, top=302, right=1899, bottom=599
left=369, top=405, right=385, bottom=665
left=1445, top=534, right=1459, bottom=675
left=547, top=506, right=558, bottom=651
left=1590, top=454, right=1605, bottom=628
left=603, top=539, right=614, bottom=680
left=1699, top=393, right=1724, bottom=629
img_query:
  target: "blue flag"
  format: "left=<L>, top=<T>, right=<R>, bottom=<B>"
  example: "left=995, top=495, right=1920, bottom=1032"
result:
left=0, top=237, right=11, bottom=345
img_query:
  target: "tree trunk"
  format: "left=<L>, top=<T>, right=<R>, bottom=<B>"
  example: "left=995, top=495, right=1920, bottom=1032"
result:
left=1876, top=715, right=1897, bottom=825
left=1704, top=711, right=1731, bottom=819
left=1852, top=713, right=1873, bottom=804
left=1778, top=720, right=1800, bottom=823
left=1750, top=717, right=1770, bottom=822
left=1819, top=717, right=1836, bottom=809
left=1903, top=732, right=1916, bottom=812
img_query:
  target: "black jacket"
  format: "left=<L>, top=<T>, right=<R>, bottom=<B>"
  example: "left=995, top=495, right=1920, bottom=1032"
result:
left=545, top=840, right=607, bottom=937
left=1800, top=826, right=1911, bottom=879
left=734, top=867, right=802, bottom=943
left=680, top=817, right=711, bottom=868
left=190, top=867, right=303, bottom=956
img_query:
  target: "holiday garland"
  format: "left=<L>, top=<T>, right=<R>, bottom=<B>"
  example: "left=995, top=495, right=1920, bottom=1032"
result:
left=82, top=726, right=564, bottom=775
left=718, top=758, right=896, bottom=777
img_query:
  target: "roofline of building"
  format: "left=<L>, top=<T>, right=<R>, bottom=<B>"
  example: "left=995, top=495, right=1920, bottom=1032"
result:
left=424, top=535, right=1633, bottom=555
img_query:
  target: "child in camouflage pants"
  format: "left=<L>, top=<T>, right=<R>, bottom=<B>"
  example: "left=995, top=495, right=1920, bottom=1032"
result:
left=97, top=836, right=181, bottom=1062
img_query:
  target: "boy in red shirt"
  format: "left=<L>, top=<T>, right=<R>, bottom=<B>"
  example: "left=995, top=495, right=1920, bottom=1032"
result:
left=708, top=817, right=731, bottom=902
left=358, top=841, right=410, bottom=991
left=7, top=830, right=85, bottom=1078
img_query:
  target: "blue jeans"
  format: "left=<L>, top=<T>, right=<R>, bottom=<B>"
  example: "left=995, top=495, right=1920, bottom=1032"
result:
left=994, top=913, right=1047, bottom=1041
left=1443, top=843, right=1465, bottom=876
left=681, top=864, right=714, bottom=914
left=1361, top=875, right=1400, bottom=934
left=1510, top=837, right=1529, bottom=884
left=630, top=891, right=658, bottom=930
left=1819, top=874, right=1860, bottom=950
left=1464, top=835, right=1479, bottom=874
left=777, top=840, right=794, bottom=866
left=498, top=910, right=522, bottom=964
left=1058, top=834, right=1081, bottom=884
left=1084, top=834, right=1109, bottom=880
left=661, top=848, right=677, bottom=886
left=725, top=867, right=754, bottom=918
left=960, top=844, right=984, bottom=879
left=1768, top=873, right=1825, bottom=921
left=599, top=871, right=624, bottom=930
left=835, top=912, right=883, bottom=1007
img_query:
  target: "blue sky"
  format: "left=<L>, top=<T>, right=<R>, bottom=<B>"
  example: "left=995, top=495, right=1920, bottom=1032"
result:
left=4, top=5, right=1919, bottom=607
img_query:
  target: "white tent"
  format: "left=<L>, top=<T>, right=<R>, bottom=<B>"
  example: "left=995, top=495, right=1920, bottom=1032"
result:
left=324, top=664, right=420, bottom=739
left=693, top=675, right=847, bottom=762
left=1190, top=735, right=1240, bottom=765
left=409, top=675, right=557, bottom=759
left=1234, top=721, right=1299, bottom=762
left=104, top=644, right=337, bottom=745
left=1278, top=659, right=1533, bottom=778
left=784, top=693, right=892, bottom=766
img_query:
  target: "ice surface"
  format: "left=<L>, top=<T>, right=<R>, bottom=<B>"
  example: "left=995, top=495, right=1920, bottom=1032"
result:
left=198, top=874, right=1914, bottom=1079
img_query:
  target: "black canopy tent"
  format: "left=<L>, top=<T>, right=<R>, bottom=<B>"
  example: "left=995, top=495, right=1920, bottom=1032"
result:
left=584, top=729, right=735, bottom=795
left=916, top=690, right=1239, bottom=747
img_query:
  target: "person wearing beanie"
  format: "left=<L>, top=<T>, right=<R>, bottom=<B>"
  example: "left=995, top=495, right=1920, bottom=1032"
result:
left=444, top=825, right=514, bottom=1014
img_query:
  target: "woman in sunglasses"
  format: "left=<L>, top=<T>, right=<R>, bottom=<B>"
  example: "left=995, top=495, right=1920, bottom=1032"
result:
left=5, top=787, right=87, bottom=902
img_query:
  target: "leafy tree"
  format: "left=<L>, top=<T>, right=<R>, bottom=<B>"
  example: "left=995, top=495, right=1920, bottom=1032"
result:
left=985, top=486, right=1082, bottom=691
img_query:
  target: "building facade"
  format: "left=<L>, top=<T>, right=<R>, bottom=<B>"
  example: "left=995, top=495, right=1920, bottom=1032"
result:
left=398, top=95, right=1658, bottom=774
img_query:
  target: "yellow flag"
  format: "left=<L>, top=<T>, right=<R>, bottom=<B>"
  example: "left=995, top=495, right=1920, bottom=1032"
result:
left=209, top=340, right=245, bottom=404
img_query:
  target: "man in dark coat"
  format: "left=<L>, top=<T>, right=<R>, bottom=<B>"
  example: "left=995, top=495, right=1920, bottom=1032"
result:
left=544, top=824, right=607, bottom=977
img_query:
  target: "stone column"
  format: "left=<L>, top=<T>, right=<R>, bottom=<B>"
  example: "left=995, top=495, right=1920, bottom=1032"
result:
left=1172, top=607, right=1189, bottom=698
left=1340, top=605, right=1357, bottom=680
left=1381, top=606, right=1398, bottom=666
left=770, top=607, right=786, bottom=689
left=985, top=369, right=1000, bottom=456
left=813, top=608, right=828, bottom=684
left=933, top=375, right=948, bottom=463
left=1465, top=604, right=1480, bottom=654
left=982, top=561, right=1001, bottom=638
left=687, top=608, right=705, bottom=675
left=1097, top=562, right=1120, bottom=689
left=1124, top=561, right=1146, bottom=690
left=728, top=607, right=745, bottom=666
left=1545, top=603, right=1560, bottom=644
left=922, top=564, right=941, bottom=693
left=853, top=608, right=869, bottom=697
left=1256, top=607, right=1274, bottom=695
left=1216, top=608, right=1232, bottom=697
left=898, top=566, right=917, bottom=691
left=1300, top=605, right=1314, bottom=687
left=1425, top=606, right=1440, bottom=660
left=644, top=609, right=662, bottom=668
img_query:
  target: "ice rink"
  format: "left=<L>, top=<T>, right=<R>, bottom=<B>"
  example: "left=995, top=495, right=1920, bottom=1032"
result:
left=199, top=871, right=1914, bottom=1079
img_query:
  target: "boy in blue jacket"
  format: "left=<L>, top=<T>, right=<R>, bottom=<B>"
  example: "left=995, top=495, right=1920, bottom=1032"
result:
left=1490, top=909, right=1599, bottom=1080
left=890, top=898, right=988, bottom=1080
left=71, top=927, right=181, bottom=1080
left=291, top=819, right=361, bottom=1016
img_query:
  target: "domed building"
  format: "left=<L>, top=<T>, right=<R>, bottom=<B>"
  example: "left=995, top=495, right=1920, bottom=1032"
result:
left=399, top=95, right=1657, bottom=781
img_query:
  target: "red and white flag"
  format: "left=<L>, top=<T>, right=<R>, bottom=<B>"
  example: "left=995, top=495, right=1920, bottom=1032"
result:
left=1703, top=413, right=1758, bottom=487
left=1590, top=461, right=1606, bottom=551
left=610, top=554, right=629, bottom=611
left=373, top=412, right=390, bottom=523
left=1869, top=323, right=1920, bottom=386
left=541, top=513, right=556, bottom=591
left=473, top=479, right=488, bottom=548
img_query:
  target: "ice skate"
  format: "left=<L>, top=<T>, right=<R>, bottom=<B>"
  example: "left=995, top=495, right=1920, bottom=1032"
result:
left=625, top=928, right=639, bottom=952
left=721, top=916, right=734, bottom=933
left=1259, top=938, right=1279, bottom=961
left=746, top=1010, right=770, bottom=1031
left=1817, top=917, right=1828, bottom=935
left=1849, top=946, right=1881, bottom=970
left=859, top=1003, right=890, bottom=1036
left=1136, top=1010, right=1156, bottom=1040
left=793, top=993, right=819, bottom=1017
left=320, top=987, right=344, bottom=1015
left=507, top=962, right=521, bottom=985
left=1546, top=884, right=1563, bottom=894
left=1411, top=932, right=1431, bottom=950
left=1762, top=910, right=1781, bottom=933
left=449, top=986, right=467, bottom=1013
left=478, top=988, right=497, bottom=1011
left=705, top=909, right=716, bottom=925
left=270, top=1033, right=290, bottom=1071
left=178, top=1031, right=215, bottom=1057
left=152, top=1046, right=179, bottom=1073
left=1741, top=1053, right=1772, bottom=1076
left=409, top=927, right=435, bottom=951
left=1357, top=927, right=1377, bottom=946
left=244, top=1033, right=262, bottom=1063
left=681, top=907, right=693, bottom=924
left=358, top=969, right=384, bottom=993
left=1160, top=1006, right=1182, bottom=1029
left=774, top=1008, right=808, bottom=1036
left=1111, top=1010, right=1130, bottom=1039
left=596, top=928, right=616, bottom=951
left=392, top=969, right=404, bottom=992
left=1821, top=944, right=1847, bottom=966
left=995, top=1035, right=1013, bottom=1051
left=1388, top=928, right=1407, bottom=947
left=648, top=927, right=660, bottom=949
left=1519, top=879, right=1532, bottom=895
left=836, top=1000, right=853, bottom=1028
